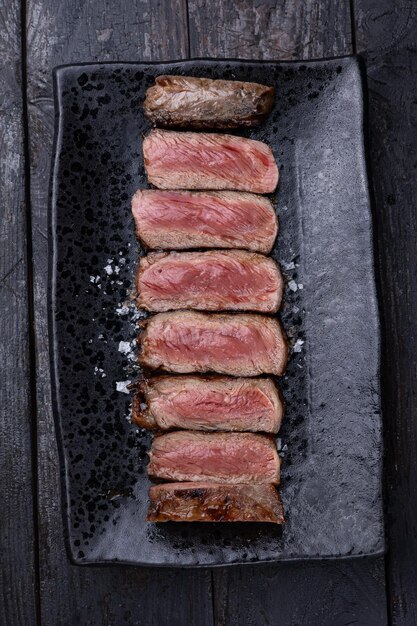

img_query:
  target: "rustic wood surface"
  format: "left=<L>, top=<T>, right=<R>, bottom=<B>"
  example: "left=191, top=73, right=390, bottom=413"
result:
left=355, top=1, right=417, bottom=624
left=0, top=1, right=38, bottom=625
left=188, top=0, right=352, bottom=59
left=1, top=0, right=416, bottom=624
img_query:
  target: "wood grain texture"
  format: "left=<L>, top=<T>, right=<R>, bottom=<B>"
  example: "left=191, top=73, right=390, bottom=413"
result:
left=213, top=559, right=387, bottom=626
left=0, top=1, right=38, bottom=625
left=26, top=2, right=211, bottom=625
left=188, top=0, right=352, bottom=59
left=189, top=2, right=388, bottom=625
left=354, top=1, right=417, bottom=624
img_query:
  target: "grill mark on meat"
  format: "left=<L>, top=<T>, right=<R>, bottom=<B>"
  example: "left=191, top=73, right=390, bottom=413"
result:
left=136, top=250, right=283, bottom=313
left=147, top=432, right=280, bottom=484
left=143, top=130, right=279, bottom=193
left=143, top=75, right=275, bottom=130
left=131, top=189, right=278, bottom=253
left=132, top=376, right=284, bottom=433
left=147, top=482, right=285, bottom=523
left=139, top=311, right=288, bottom=376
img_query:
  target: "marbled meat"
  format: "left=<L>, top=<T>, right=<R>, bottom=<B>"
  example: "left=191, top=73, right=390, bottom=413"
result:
left=136, top=250, right=283, bottom=313
left=147, top=431, right=280, bottom=484
left=143, top=130, right=279, bottom=193
left=139, top=311, right=288, bottom=376
left=133, top=376, right=283, bottom=433
left=131, top=189, right=278, bottom=253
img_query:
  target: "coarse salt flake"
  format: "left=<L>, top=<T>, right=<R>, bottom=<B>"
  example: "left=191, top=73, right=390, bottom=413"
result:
left=116, top=380, right=131, bottom=394
left=293, top=338, right=305, bottom=353
left=118, top=341, right=131, bottom=354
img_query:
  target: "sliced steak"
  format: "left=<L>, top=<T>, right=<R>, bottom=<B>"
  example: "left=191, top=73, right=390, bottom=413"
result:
left=136, top=250, right=283, bottom=313
left=143, top=129, right=279, bottom=193
left=133, top=376, right=283, bottom=433
left=147, top=482, right=285, bottom=523
left=139, top=311, right=288, bottom=376
left=147, top=432, right=280, bottom=484
left=131, top=189, right=278, bottom=253
left=143, top=75, right=275, bottom=129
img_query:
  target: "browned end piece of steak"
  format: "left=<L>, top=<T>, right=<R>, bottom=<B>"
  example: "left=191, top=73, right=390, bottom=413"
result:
left=143, top=75, right=275, bottom=130
left=143, top=130, right=279, bottom=193
left=148, top=431, right=280, bottom=483
left=132, top=376, right=284, bottom=433
left=131, top=189, right=278, bottom=253
left=136, top=250, right=283, bottom=313
left=147, top=482, right=285, bottom=523
left=139, top=311, right=288, bottom=376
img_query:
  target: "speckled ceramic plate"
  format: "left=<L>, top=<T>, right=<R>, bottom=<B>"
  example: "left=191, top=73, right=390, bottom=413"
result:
left=49, top=57, right=384, bottom=566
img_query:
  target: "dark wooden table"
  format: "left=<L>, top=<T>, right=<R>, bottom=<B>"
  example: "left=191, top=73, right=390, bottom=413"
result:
left=1, top=1, right=416, bottom=624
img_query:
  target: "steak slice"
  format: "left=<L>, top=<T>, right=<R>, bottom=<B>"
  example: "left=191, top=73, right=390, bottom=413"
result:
left=143, top=129, right=279, bottom=193
left=131, top=189, right=278, bottom=253
left=147, top=482, right=285, bottom=523
left=143, top=75, right=275, bottom=130
left=139, top=311, right=288, bottom=376
left=147, top=432, right=280, bottom=484
left=136, top=250, right=283, bottom=313
left=133, top=376, right=284, bottom=433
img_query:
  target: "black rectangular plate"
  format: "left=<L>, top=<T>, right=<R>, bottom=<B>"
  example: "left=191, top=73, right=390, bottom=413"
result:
left=50, top=57, right=384, bottom=566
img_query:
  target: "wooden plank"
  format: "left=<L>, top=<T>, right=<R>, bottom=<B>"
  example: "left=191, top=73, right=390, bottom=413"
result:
left=0, top=1, right=38, bottom=624
left=26, top=2, right=212, bottom=624
left=188, top=2, right=388, bottom=624
left=188, top=0, right=352, bottom=59
left=213, top=559, right=387, bottom=626
left=354, top=1, right=417, bottom=624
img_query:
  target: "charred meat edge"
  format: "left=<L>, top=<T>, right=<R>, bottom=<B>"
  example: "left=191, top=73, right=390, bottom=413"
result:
left=147, top=482, right=285, bottom=523
left=144, top=75, right=275, bottom=129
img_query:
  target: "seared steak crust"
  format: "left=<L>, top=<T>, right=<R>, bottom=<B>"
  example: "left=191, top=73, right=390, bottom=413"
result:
left=147, top=482, right=285, bottom=523
left=144, top=75, right=275, bottom=129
